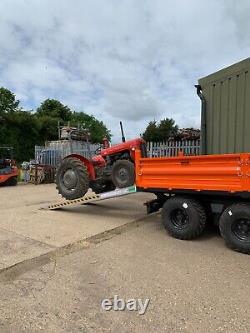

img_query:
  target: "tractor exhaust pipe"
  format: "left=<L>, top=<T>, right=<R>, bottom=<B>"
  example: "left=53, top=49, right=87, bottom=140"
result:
left=120, top=121, right=126, bottom=142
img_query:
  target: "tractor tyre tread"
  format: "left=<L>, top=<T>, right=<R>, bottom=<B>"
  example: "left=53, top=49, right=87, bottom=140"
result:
left=56, top=157, right=89, bottom=200
left=111, top=159, right=135, bottom=188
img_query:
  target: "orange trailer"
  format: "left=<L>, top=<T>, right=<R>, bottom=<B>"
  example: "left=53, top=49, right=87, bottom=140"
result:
left=135, top=150, right=250, bottom=194
left=135, top=150, right=250, bottom=254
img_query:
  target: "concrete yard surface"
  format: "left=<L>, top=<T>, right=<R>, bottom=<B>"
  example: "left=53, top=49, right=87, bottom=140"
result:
left=0, top=184, right=249, bottom=332
left=0, top=184, right=153, bottom=266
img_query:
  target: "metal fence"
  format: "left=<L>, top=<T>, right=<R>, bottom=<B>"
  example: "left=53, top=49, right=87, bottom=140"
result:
left=147, top=140, right=200, bottom=157
left=34, top=139, right=201, bottom=167
left=35, top=141, right=100, bottom=167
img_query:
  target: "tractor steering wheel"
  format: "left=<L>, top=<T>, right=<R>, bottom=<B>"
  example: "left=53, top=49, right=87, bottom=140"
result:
left=94, top=146, right=102, bottom=155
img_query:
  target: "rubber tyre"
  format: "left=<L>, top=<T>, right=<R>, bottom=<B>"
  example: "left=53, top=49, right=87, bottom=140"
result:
left=111, top=160, right=135, bottom=188
left=162, top=196, right=207, bottom=240
left=10, top=177, right=17, bottom=186
left=6, top=176, right=18, bottom=186
left=56, top=157, right=89, bottom=200
left=219, top=203, right=250, bottom=254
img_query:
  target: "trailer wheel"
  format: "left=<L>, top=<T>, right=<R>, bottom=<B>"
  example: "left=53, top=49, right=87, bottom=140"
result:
left=219, top=203, right=250, bottom=254
left=162, top=197, right=207, bottom=240
left=56, top=157, right=89, bottom=200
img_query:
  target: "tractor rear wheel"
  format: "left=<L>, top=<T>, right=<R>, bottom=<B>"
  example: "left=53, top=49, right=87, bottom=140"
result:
left=111, top=160, right=135, bottom=188
left=56, top=157, right=89, bottom=200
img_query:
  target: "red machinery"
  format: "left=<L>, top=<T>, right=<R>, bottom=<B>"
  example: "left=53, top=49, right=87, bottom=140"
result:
left=55, top=122, right=146, bottom=199
left=0, top=147, right=18, bottom=186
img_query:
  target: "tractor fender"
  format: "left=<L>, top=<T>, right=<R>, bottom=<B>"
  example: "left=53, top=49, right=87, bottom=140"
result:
left=64, top=154, right=96, bottom=180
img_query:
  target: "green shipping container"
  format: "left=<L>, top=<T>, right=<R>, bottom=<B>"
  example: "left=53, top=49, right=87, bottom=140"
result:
left=198, top=58, right=250, bottom=154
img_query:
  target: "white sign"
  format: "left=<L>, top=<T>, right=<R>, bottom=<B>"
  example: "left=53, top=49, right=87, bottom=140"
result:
left=101, top=295, right=150, bottom=315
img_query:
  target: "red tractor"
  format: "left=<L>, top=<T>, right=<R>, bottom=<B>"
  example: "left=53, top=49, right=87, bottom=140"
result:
left=0, top=147, right=18, bottom=186
left=55, top=123, right=146, bottom=199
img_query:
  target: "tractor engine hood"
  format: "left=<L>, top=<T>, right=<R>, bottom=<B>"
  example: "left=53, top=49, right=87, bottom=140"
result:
left=101, top=138, right=145, bottom=158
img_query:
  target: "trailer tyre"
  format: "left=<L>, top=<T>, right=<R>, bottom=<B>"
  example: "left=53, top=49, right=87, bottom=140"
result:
left=162, top=197, right=207, bottom=240
left=56, top=157, right=89, bottom=200
left=219, top=203, right=250, bottom=254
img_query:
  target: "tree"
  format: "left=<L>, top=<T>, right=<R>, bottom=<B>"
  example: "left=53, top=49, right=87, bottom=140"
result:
left=70, top=111, right=111, bottom=142
left=0, top=110, right=40, bottom=161
left=0, top=87, right=20, bottom=115
left=142, top=120, right=161, bottom=142
left=36, top=99, right=72, bottom=121
left=142, top=118, right=178, bottom=142
left=0, top=87, right=112, bottom=161
left=35, top=100, right=112, bottom=142
left=36, top=115, right=60, bottom=142
left=158, top=118, right=178, bottom=140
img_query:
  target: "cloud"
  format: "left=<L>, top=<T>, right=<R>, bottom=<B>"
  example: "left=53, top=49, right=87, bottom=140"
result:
left=0, top=0, right=250, bottom=141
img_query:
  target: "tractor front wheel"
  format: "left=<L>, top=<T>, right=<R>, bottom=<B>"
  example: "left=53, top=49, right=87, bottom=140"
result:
left=111, top=160, right=135, bottom=188
left=56, top=157, right=89, bottom=200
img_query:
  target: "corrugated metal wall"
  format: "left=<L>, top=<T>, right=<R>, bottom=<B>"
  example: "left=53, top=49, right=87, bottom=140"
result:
left=199, top=58, right=250, bottom=154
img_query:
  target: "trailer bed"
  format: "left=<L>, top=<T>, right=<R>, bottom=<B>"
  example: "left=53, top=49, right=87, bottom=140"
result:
left=135, top=150, right=250, bottom=195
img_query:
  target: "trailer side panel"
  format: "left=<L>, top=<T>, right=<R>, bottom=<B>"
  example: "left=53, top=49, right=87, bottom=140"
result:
left=135, top=150, right=250, bottom=194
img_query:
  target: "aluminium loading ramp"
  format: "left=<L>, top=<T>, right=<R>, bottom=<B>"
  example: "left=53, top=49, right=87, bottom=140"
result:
left=45, top=185, right=137, bottom=210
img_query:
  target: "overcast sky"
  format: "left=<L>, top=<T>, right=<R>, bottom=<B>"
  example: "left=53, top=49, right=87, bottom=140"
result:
left=1, top=0, right=250, bottom=141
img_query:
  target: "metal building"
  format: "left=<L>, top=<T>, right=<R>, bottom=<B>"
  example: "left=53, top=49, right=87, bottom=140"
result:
left=198, top=58, right=250, bottom=154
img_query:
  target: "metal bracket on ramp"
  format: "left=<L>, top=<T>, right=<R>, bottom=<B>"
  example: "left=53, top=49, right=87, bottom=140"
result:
left=45, top=185, right=137, bottom=210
